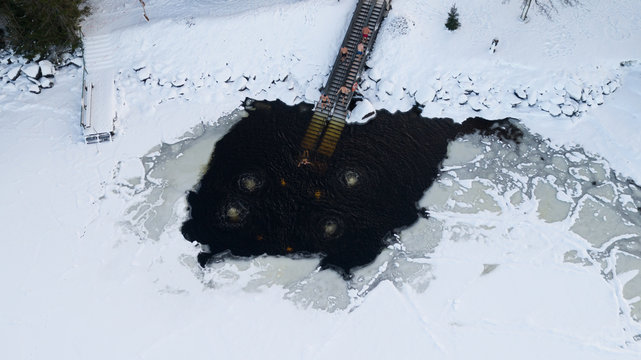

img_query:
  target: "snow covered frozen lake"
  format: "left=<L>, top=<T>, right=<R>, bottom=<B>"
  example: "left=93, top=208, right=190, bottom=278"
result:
left=1, top=0, right=641, bottom=359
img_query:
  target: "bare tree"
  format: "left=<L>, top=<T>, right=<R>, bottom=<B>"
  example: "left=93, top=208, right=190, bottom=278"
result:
left=524, top=0, right=580, bottom=19
left=139, top=0, right=149, bottom=22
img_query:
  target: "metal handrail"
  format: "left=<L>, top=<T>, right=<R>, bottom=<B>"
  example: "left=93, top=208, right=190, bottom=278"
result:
left=334, top=0, right=384, bottom=115
left=315, top=0, right=388, bottom=117
left=323, top=0, right=365, bottom=92
left=322, top=0, right=371, bottom=104
left=80, top=30, right=89, bottom=128
left=336, top=0, right=376, bottom=87
left=329, top=97, right=338, bottom=117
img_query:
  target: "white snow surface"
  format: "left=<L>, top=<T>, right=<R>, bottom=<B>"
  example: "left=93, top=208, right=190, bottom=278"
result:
left=1, top=0, right=641, bottom=359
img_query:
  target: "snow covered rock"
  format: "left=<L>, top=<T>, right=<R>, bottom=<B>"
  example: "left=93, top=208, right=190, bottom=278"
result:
left=594, top=93, right=604, bottom=105
left=549, top=104, right=562, bottom=117
left=414, top=87, right=436, bottom=105
left=586, top=95, right=595, bottom=106
left=38, top=60, right=55, bottom=77
left=620, top=60, right=640, bottom=67
left=514, top=88, right=527, bottom=100
left=551, top=94, right=565, bottom=105
left=459, top=81, right=475, bottom=94
left=136, top=67, right=151, bottom=82
left=28, top=84, right=41, bottom=94
left=565, top=82, right=583, bottom=102
left=359, top=79, right=373, bottom=91
left=483, top=96, right=501, bottom=109
left=348, top=99, right=376, bottom=124
left=561, top=104, right=575, bottom=116
left=234, top=76, right=248, bottom=91
left=7, top=64, right=21, bottom=81
left=433, top=80, right=443, bottom=92
left=469, top=98, right=484, bottom=112
left=278, top=71, right=288, bottom=82
left=23, top=63, right=41, bottom=79
left=192, top=76, right=205, bottom=88
left=440, top=90, right=451, bottom=101
left=217, top=67, right=233, bottom=82
left=40, top=78, right=53, bottom=89
left=27, top=77, right=40, bottom=86
left=608, top=79, right=619, bottom=93
left=509, top=97, right=522, bottom=107
left=368, top=68, right=381, bottom=82
left=578, top=103, right=588, bottom=112
left=581, top=88, right=590, bottom=102
left=540, top=101, right=552, bottom=112
left=566, top=100, right=579, bottom=111
left=527, top=91, right=538, bottom=106
left=69, top=57, right=83, bottom=68
left=393, top=84, right=405, bottom=100
left=171, top=79, right=185, bottom=87
left=601, top=84, right=611, bottom=95
left=422, top=102, right=443, bottom=117
left=378, top=81, right=393, bottom=95
left=60, top=52, right=73, bottom=65
left=172, top=74, right=187, bottom=87
left=305, top=87, right=321, bottom=103
left=457, top=94, right=468, bottom=105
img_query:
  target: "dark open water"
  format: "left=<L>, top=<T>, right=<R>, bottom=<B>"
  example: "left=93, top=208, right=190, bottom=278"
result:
left=181, top=100, right=521, bottom=277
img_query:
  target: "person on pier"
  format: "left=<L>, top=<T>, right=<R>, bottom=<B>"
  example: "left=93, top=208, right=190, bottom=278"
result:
left=340, top=46, right=349, bottom=62
left=337, top=85, right=350, bottom=106
left=362, top=26, right=371, bottom=42
left=356, top=42, right=365, bottom=60
left=319, top=94, right=330, bottom=110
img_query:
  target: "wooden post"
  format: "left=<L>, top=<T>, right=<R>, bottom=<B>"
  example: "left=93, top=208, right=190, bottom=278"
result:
left=520, top=0, right=533, bottom=21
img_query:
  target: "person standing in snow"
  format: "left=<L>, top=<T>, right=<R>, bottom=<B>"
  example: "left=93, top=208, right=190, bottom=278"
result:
left=490, top=38, right=499, bottom=53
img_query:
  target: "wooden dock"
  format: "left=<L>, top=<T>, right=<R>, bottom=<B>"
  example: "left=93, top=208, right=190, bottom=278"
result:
left=301, top=0, right=390, bottom=160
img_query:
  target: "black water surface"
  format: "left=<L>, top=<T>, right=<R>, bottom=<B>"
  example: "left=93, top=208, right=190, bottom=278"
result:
left=182, top=100, right=521, bottom=277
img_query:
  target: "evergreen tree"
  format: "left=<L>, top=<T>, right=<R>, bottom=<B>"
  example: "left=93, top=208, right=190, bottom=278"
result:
left=445, top=4, right=460, bottom=31
left=0, top=0, right=90, bottom=60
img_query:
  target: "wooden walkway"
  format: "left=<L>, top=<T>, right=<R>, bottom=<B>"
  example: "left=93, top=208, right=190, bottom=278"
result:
left=301, top=0, right=390, bottom=160
left=80, top=33, right=117, bottom=144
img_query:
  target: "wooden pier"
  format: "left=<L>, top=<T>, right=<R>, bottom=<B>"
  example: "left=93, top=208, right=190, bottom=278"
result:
left=301, top=0, right=390, bottom=160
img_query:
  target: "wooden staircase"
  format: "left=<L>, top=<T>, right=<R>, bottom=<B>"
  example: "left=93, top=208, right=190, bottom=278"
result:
left=300, top=0, right=390, bottom=162
left=301, top=112, right=329, bottom=152
left=317, top=120, right=346, bottom=158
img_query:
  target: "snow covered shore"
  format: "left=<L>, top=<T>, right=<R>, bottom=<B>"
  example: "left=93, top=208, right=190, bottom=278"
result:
left=1, top=0, right=640, bottom=359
